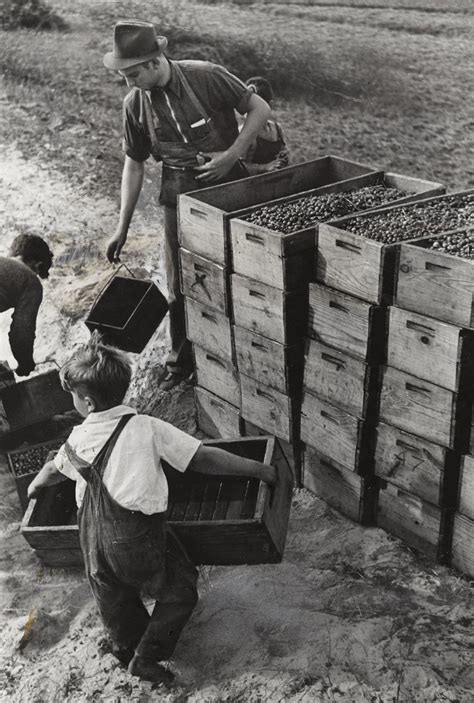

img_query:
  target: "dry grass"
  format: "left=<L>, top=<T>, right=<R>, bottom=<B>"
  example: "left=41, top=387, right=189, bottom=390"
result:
left=0, top=0, right=472, bottom=195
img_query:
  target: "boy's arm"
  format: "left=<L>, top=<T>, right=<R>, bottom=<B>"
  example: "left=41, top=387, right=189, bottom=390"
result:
left=27, top=460, right=66, bottom=500
left=188, top=445, right=277, bottom=486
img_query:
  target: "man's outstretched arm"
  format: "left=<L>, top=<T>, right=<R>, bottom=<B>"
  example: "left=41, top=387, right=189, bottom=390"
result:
left=106, top=156, right=145, bottom=262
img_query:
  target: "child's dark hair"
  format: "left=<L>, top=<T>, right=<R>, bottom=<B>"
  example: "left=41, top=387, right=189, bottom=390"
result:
left=245, top=76, right=274, bottom=105
left=60, top=335, right=132, bottom=409
left=9, top=234, right=53, bottom=279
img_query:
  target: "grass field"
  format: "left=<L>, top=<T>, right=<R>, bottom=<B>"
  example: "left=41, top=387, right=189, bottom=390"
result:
left=1, top=0, right=472, bottom=193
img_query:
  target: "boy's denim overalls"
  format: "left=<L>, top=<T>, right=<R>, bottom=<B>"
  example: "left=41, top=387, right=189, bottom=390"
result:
left=65, top=414, right=198, bottom=661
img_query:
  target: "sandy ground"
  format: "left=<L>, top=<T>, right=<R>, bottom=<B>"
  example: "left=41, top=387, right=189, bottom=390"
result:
left=0, top=102, right=473, bottom=702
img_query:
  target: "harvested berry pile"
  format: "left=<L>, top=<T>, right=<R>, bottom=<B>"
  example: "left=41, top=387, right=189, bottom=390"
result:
left=429, top=229, right=474, bottom=259
left=8, top=438, right=63, bottom=477
left=242, top=184, right=406, bottom=234
left=342, top=193, right=474, bottom=243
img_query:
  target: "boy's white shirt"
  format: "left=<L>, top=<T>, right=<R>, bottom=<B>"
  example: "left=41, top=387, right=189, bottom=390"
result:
left=53, top=405, right=201, bottom=514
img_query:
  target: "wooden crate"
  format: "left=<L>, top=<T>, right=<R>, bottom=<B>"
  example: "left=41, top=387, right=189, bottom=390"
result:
left=0, top=370, right=74, bottom=435
left=374, top=422, right=461, bottom=507
left=193, top=344, right=240, bottom=407
left=387, top=306, right=474, bottom=394
left=242, top=419, right=301, bottom=484
left=451, top=513, right=474, bottom=577
left=301, top=444, right=378, bottom=525
left=230, top=171, right=444, bottom=290
left=396, top=229, right=474, bottom=328
left=185, top=298, right=234, bottom=363
left=231, top=274, right=307, bottom=345
left=179, top=248, right=230, bottom=315
left=234, top=325, right=303, bottom=396
left=7, top=437, right=65, bottom=512
left=304, top=338, right=381, bottom=420
left=377, top=480, right=453, bottom=563
left=21, top=436, right=294, bottom=567
left=300, top=390, right=375, bottom=475
left=178, top=155, right=378, bottom=265
left=315, top=191, right=474, bottom=305
left=240, top=374, right=299, bottom=444
left=308, top=283, right=387, bottom=364
left=194, top=386, right=243, bottom=440
left=379, top=365, right=472, bottom=451
left=457, top=454, right=474, bottom=520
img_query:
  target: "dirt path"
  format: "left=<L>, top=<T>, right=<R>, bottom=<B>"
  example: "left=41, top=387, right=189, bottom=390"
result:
left=0, top=100, right=473, bottom=702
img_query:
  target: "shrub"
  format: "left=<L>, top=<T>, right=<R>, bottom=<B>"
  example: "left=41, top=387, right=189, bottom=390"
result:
left=0, top=0, right=68, bottom=31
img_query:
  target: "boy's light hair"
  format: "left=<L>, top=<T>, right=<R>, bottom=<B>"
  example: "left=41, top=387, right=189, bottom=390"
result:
left=60, top=335, right=132, bottom=409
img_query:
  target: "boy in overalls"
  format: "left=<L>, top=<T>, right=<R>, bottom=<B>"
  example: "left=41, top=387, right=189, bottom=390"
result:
left=27, top=338, right=277, bottom=685
left=103, top=20, right=270, bottom=391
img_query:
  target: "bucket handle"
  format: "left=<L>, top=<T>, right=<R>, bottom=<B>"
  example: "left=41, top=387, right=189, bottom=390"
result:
left=91, top=263, right=136, bottom=309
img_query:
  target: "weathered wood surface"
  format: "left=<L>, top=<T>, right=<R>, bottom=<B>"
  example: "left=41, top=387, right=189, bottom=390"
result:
left=185, top=298, right=234, bottom=362
left=396, top=231, right=474, bottom=328
left=300, top=391, right=374, bottom=474
left=457, top=454, right=474, bottom=520
left=180, top=248, right=229, bottom=315
left=307, top=282, right=387, bottom=363
left=193, top=345, right=240, bottom=406
left=231, top=274, right=307, bottom=345
left=194, top=386, right=242, bottom=440
left=377, top=480, right=452, bottom=563
left=451, top=513, right=474, bottom=577
left=178, top=155, right=377, bottom=264
left=304, top=338, right=381, bottom=419
left=234, top=325, right=303, bottom=395
left=379, top=365, right=472, bottom=450
left=302, top=444, right=377, bottom=525
left=240, top=374, right=298, bottom=443
left=21, top=436, right=294, bottom=567
left=374, top=421, right=461, bottom=507
left=387, top=305, right=474, bottom=393
left=242, top=419, right=301, bottom=484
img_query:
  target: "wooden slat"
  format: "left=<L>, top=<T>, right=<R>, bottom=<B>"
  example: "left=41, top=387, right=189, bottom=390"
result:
left=458, top=455, right=474, bottom=520
left=302, top=444, right=377, bottom=525
left=396, top=232, right=474, bottom=328
left=193, top=345, right=240, bottom=406
left=379, top=366, right=472, bottom=450
left=240, top=374, right=296, bottom=443
left=387, top=306, right=474, bottom=393
left=374, top=421, right=461, bottom=507
left=300, top=391, right=374, bottom=474
left=307, top=282, right=387, bottom=363
left=185, top=298, right=234, bottom=362
left=231, top=274, right=307, bottom=345
left=303, top=338, right=380, bottom=419
left=194, top=386, right=242, bottom=439
left=180, top=249, right=229, bottom=314
left=451, top=513, right=474, bottom=577
left=234, top=325, right=303, bottom=395
left=377, top=480, right=452, bottom=563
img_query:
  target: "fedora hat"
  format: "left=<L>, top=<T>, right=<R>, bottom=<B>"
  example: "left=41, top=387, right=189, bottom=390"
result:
left=103, top=20, right=168, bottom=70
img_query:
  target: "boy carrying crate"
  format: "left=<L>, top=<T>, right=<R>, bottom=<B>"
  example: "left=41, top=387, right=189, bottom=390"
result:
left=27, top=338, right=277, bottom=685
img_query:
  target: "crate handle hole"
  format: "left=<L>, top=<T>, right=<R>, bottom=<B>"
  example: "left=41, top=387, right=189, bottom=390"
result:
left=335, top=239, right=362, bottom=254
left=329, top=301, right=349, bottom=313
left=249, top=290, right=266, bottom=299
left=245, top=232, right=265, bottom=245
left=190, top=208, right=208, bottom=220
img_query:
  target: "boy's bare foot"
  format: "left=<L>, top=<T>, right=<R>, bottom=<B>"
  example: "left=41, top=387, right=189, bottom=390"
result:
left=128, top=654, right=175, bottom=685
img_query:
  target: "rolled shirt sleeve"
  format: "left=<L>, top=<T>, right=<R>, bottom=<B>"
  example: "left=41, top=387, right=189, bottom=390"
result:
left=153, top=418, right=201, bottom=473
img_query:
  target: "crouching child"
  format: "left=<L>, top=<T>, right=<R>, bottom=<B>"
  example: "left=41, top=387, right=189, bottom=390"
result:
left=27, top=339, right=277, bottom=685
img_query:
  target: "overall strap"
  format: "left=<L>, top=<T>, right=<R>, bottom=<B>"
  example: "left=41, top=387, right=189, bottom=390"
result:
left=173, top=62, right=210, bottom=124
left=64, top=414, right=134, bottom=482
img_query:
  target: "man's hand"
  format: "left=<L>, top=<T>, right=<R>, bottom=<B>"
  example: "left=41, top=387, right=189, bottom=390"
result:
left=106, top=232, right=127, bottom=263
left=194, top=150, right=237, bottom=183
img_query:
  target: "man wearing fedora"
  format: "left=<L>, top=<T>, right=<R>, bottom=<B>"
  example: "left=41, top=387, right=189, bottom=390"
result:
left=104, top=20, right=270, bottom=390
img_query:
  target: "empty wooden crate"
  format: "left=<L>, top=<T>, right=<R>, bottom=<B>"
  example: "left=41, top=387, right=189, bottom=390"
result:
left=21, top=436, right=294, bottom=567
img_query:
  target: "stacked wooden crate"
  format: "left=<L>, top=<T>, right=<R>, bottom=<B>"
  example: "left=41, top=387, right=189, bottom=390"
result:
left=390, top=217, right=474, bottom=573
left=300, top=178, right=446, bottom=523
left=315, top=190, right=474, bottom=566
left=178, top=156, right=378, bottom=444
